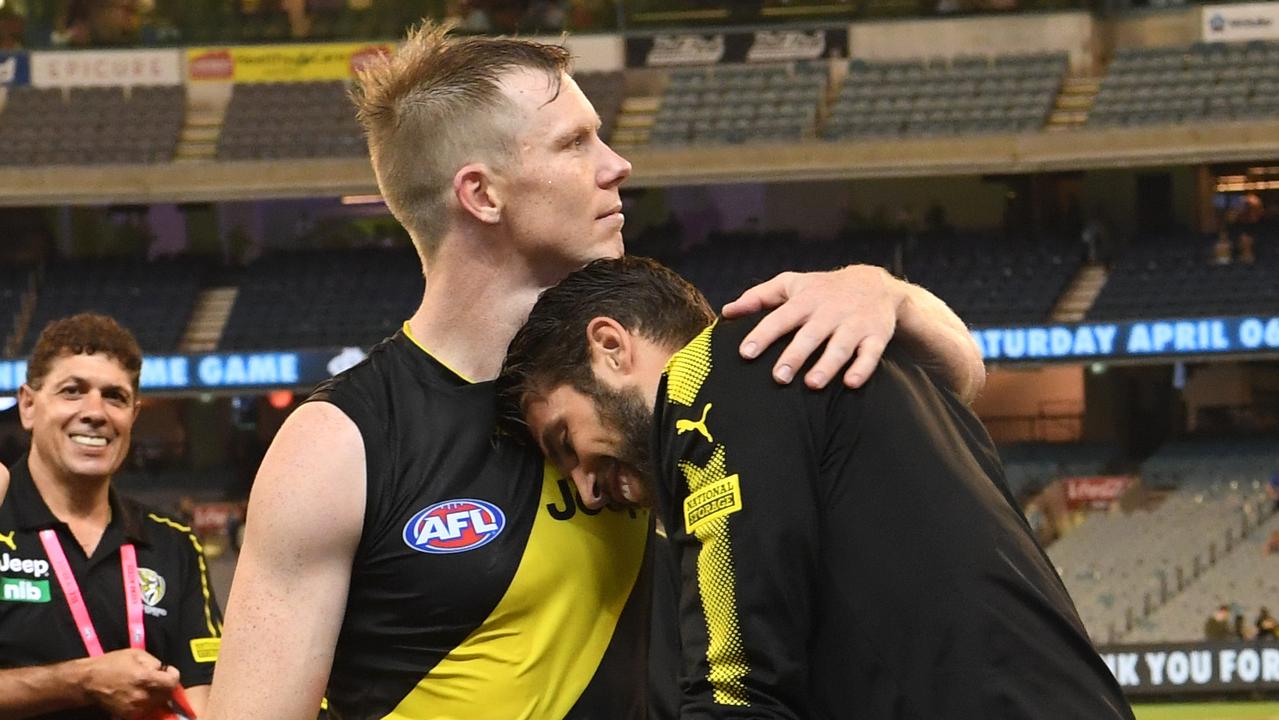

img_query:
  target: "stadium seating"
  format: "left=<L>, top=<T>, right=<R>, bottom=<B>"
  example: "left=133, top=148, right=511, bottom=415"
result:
left=219, top=247, right=423, bottom=350
left=1089, top=41, right=1279, bottom=128
left=1088, top=232, right=1279, bottom=320
left=1046, top=438, right=1278, bottom=642
left=633, top=228, right=1076, bottom=325
left=21, top=257, right=205, bottom=354
left=1125, top=507, right=1279, bottom=643
left=1000, top=441, right=1118, bottom=498
left=902, top=236, right=1080, bottom=325
left=574, top=70, right=626, bottom=143
left=648, top=63, right=828, bottom=146
left=217, top=81, right=366, bottom=160
left=645, top=229, right=895, bottom=309
left=824, top=53, right=1066, bottom=140
left=0, top=85, right=185, bottom=166
left=1139, top=438, right=1279, bottom=488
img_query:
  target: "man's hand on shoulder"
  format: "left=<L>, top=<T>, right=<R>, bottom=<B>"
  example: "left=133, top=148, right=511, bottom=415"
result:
left=724, top=265, right=985, bottom=403
left=723, top=265, right=902, bottom=390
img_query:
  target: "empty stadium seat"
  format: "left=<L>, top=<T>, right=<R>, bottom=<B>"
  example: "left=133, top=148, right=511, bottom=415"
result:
left=217, top=81, right=366, bottom=161
left=825, top=52, right=1065, bottom=140
left=219, top=247, right=423, bottom=350
left=648, top=63, right=827, bottom=146
left=21, top=257, right=205, bottom=353
left=1089, top=40, right=1279, bottom=128
left=0, top=85, right=184, bottom=167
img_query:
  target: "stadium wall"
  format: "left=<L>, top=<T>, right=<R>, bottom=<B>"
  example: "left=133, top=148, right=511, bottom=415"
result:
left=847, top=11, right=1095, bottom=72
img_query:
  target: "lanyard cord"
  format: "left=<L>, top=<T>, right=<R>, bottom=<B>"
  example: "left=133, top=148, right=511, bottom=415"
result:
left=38, top=529, right=145, bottom=657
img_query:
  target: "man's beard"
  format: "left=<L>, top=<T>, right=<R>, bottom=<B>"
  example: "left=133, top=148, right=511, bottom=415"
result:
left=589, top=382, right=655, bottom=508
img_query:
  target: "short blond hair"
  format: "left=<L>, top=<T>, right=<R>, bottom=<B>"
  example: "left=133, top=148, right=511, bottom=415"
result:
left=353, top=23, right=571, bottom=260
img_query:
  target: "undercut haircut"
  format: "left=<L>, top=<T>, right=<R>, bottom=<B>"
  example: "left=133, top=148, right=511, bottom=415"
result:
left=497, top=256, right=714, bottom=436
left=27, top=313, right=143, bottom=392
left=352, top=22, right=571, bottom=261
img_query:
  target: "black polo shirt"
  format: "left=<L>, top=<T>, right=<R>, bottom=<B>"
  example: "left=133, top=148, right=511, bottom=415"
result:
left=0, top=455, right=223, bottom=720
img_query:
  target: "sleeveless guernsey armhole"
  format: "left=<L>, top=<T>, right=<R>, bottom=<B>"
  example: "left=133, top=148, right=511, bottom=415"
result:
left=401, top=321, right=479, bottom=385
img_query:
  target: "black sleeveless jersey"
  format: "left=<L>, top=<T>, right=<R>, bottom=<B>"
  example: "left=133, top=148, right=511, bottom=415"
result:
left=307, top=328, right=651, bottom=720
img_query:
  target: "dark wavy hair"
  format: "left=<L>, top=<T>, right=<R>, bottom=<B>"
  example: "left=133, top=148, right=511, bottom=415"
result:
left=27, top=313, right=143, bottom=391
left=496, top=256, right=714, bottom=438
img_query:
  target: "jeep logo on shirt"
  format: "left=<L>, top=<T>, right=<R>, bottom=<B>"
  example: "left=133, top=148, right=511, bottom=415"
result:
left=0, top=553, right=50, bottom=578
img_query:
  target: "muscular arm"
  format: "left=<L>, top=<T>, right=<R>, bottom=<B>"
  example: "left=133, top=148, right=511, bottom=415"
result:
left=206, top=402, right=366, bottom=720
left=723, top=265, right=986, bottom=403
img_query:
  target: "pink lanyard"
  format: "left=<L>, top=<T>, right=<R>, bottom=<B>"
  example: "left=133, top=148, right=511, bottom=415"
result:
left=38, top=529, right=145, bottom=657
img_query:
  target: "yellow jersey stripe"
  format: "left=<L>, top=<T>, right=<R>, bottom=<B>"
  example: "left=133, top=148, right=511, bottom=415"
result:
left=664, top=322, right=716, bottom=407
left=385, top=463, right=648, bottom=719
left=666, top=328, right=751, bottom=706
left=679, top=449, right=750, bottom=706
left=147, top=513, right=220, bottom=637
left=402, top=321, right=478, bottom=385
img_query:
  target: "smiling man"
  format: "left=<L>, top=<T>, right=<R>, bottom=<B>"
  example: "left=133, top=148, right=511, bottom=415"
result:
left=0, top=313, right=222, bottom=720
left=498, top=257, right=1135, bottom=719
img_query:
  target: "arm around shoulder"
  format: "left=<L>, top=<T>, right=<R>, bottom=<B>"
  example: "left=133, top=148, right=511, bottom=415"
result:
left=893, top=278, right=986, bottom=404
left=205, top=401, right=366, bottom=720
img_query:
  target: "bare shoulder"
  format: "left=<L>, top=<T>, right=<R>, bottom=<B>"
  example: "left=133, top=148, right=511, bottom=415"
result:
left=247, top=401, right=366, bottom=552
left=0, top=462, right=7, bottom=507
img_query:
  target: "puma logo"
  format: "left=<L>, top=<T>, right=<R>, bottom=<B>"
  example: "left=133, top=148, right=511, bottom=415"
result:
left=676, top=403, right=714, bottom=444
left=0, top=531, right=15, bottom=552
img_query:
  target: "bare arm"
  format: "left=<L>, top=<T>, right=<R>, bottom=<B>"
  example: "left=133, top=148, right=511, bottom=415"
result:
left=722, top=265, right=986, bottom=403
left=183, top=684, right=209, bottom=717
left=892, top=278, right=986, bottom=403
left=206, top=402, right=366, bottom=720
left=0, top=649, right=178, bottom=720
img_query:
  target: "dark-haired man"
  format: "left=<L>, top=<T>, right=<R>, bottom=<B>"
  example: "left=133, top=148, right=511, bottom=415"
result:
left=0, top=313, right=222, bottom=720
left=499, top=257, right=1134, bottom=719
left=208, top=24, right=986, bottom=720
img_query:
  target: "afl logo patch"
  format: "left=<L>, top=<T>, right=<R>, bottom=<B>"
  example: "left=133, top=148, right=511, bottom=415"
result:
left=403, top=499, right=506, bottom=554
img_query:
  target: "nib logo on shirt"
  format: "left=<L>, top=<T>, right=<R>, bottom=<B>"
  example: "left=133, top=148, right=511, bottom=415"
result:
left=1, top=577, right=51, bottom=603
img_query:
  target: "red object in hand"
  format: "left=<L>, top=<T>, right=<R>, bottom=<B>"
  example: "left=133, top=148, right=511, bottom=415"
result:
left=132, top=685, right=197, bottom=720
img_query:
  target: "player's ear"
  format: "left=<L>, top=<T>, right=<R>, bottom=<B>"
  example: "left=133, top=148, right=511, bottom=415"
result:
left=454, top=162, right=502, bottom=225
left=586, top=317, right=635, bottom=382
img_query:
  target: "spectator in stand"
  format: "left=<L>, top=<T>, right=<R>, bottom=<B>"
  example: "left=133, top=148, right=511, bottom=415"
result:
left=1265, top=530, right=1279, bottom=557
left=1257, top=608, right=1279, bottom=642
left=1235, top=193, right=1263, bottom=265
left=1234, top=611, right=1250, bottom=641
left=53, top=0, right=140, bottom=47
left=1204, top=605, right=1234, bottom=641
left=1266, top=469, right=1278, bottom=511
left=522, top=0, right=568, bottom=30
left=0, top=5, right=24, bottom=49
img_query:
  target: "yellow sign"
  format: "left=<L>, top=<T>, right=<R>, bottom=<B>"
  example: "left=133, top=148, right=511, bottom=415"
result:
left=187, top=42, right=391, bottom=83
left=189, top=637, right=221, bottom=663
left=684, top=474, right=743, bottom=534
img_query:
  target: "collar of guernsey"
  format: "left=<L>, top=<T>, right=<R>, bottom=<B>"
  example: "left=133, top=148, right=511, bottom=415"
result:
left=386, top=320, right=651, bottom=719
